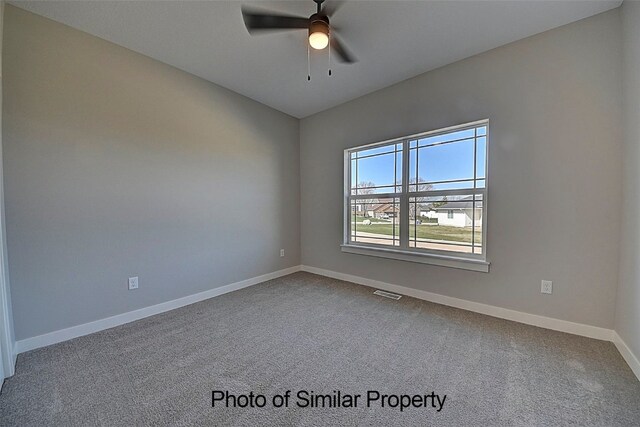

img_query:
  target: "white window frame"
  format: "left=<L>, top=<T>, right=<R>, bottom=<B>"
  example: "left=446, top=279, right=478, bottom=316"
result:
left=342, top=120, right=490, bottom=273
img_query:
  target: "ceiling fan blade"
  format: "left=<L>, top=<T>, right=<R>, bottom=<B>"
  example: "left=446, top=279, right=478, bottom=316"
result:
left=242, top=7, right=309, bottom=33
left=323, top=1, right=345, bottom=17
left=331, top=33, right=357, bottom=63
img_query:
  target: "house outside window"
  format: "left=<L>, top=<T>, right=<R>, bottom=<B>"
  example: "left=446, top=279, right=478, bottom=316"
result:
left=343, top=120, right=489, bottom=272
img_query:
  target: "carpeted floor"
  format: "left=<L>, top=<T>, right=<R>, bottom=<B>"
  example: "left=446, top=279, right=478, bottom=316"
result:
left=1, top=272, right=639, bottom=426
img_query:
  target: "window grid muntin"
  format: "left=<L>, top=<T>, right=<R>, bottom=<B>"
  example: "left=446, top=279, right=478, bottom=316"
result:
left=409, top=136, right=484, bottom=191
left=349, top=198, right=400, bottom=247
left=408, top=193, right=483, bottom=255
left=350, top=143, right=403, bottom=196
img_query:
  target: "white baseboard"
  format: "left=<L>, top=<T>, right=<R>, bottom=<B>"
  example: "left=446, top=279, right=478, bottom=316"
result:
left=14, top=264, right=638, bottom=383
left=302, top=265, right=640, bottom=381
left=15, top=265, right=301, bottom=354
left=613, top=332, right=640, bottom=381
left=301, top=265, right=614, bottom=341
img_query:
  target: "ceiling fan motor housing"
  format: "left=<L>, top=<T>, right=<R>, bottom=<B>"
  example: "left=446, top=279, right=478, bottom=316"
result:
left=309, top=13, right=330, bottom=38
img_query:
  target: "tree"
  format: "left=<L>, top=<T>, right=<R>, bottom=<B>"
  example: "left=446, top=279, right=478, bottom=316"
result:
left=431, top=196, right=448, bottom=209
left=408, top=178, right=433, bottom=219
left=356, top=181, right=377, bottom=217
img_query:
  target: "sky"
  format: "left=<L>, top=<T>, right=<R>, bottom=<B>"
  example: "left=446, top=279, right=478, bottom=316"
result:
left=351, top=126, right=486, bottom=192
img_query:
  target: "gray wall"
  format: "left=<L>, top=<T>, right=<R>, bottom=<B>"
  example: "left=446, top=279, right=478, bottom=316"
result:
left=616, top=1, right=640, bottom=358
left=1, top=4, right=630, bottom=342
left=3, top=6, right=300, bottom=340
left=300, top=10, right=623, bottom=329
left=0, top=0, right=17, bottom=378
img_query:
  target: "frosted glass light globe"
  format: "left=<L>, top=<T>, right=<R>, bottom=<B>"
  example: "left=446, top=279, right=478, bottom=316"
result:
left=309, top=31, right=329, bottom=50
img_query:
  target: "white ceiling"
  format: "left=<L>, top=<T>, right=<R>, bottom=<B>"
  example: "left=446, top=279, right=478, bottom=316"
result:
left=10, top=0, right=621, bottom=118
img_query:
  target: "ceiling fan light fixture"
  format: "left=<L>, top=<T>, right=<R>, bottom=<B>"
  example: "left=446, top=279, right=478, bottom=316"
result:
left=241, top=1, right=356, bottom=64
left=309, top=18, right=329, bottom=50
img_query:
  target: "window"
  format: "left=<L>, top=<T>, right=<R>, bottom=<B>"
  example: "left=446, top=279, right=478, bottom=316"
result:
left=343, top=120, right=489, bottom=272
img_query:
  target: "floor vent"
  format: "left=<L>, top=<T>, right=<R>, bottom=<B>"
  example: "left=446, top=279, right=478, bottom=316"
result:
left=373, top=290, right=402, bottom=300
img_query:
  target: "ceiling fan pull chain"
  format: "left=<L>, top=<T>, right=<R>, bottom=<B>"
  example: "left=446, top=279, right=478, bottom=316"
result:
left=328, top=34, right=332, bottom=76
left=307, top=42, right=311, bottom=81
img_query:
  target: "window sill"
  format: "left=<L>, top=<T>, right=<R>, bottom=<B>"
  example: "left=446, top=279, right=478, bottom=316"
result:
left=340, top=244, right=490, bottom=273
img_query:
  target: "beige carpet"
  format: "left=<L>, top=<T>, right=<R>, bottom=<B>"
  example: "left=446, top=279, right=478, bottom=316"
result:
left=1, top=272, right=639, bottom=426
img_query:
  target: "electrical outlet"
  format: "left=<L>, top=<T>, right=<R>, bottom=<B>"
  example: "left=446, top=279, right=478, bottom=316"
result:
left=541, top=280, right=552, bottom=294
left=280, top=249, right=285, bottom=257
left=128, top=276, right=139, bottom=290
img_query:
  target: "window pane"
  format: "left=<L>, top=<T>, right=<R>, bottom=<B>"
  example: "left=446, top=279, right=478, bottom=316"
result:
left=396, top=150, right=403, bottom=192
left=476, top=136, right=486, bottom=179
left=418, top=128, right=475, bottom=147
left=429, top=181, right=475, bottom=191
left=350, top=159, right=356, bottom=189
left=350, top=198, right=400, bottom=247
left=409, top=147, right=417, bottom=192
left=472, top=198, right=483, bottom=254
left=409, top=194, right=483, bottom=254
left=355, top=153, right=396, bottom=194
left=356, top=144, right=395, bottom=158
left=408, top=125, right=487, bottom=192
left=350, top=143, right=403, bottom=195
left=417, top=138, right=474, bottom=184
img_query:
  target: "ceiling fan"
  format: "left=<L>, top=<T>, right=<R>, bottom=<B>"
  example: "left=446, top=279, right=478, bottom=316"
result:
left=242, top=0, right=357, bottom=77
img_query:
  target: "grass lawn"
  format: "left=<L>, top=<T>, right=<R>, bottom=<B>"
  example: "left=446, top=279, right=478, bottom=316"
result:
left=354, top=216, right=390, bottom=223
left=352, top=223, right=481, bottom=244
